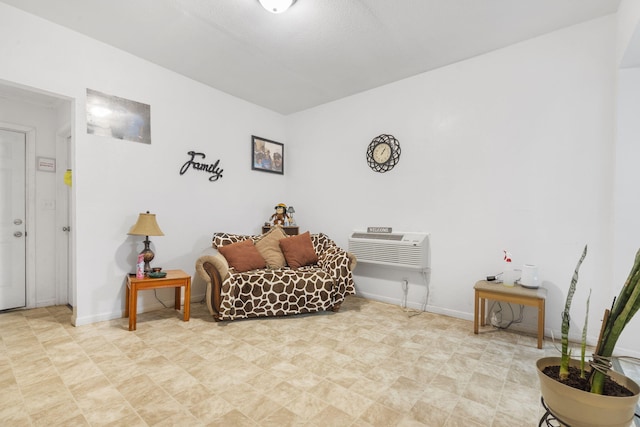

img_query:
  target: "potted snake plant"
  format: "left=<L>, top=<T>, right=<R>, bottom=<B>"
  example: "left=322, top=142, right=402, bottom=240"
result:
left=536, top=245, right=640, bottom=427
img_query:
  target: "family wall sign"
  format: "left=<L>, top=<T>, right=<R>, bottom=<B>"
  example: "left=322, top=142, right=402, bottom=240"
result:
left=179, top=151, right=223, bottom=182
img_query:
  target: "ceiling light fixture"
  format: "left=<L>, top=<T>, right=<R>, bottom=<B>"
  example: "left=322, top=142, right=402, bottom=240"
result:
left=258, top=0, right=296, bottom=14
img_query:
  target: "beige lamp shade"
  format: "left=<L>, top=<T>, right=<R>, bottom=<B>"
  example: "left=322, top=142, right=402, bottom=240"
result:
left=128, top=212, right=164, bottom=236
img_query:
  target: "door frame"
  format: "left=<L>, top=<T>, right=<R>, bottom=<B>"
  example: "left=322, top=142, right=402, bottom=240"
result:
left=55, top=124, right=71, bottom=306
left=0, top=121, right=36, bottom=308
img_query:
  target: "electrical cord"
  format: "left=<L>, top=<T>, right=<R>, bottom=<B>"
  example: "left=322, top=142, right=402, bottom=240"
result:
left=401, top=279, right=408, bottom=309
left=617, top=356, right=640, bottom=364
left=508, top=304, right=525, bottom=328
left=421, top=269, right=430, bottom=312
left=154, top=289, right=169, bottom=308
left=488, top=301, right=524, bottom=329
left=401, top=280, right=422, bottom=317
left=154, top=290, right=203, bottom=308
left=401, top=269, right=431, bottom=318
left=154, top=290, right=205, bottom=308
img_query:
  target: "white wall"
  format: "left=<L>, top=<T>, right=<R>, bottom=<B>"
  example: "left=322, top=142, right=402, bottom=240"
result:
left=2, top=3, right=638, bottom=357
left=287, top=16, right=626, bottom=352
left=0, top=3, right=288, bottom=325
left=613, top=68, right=640, bottom=353
left=612, top=0, right=640, bottom=361
left=617, top=0, right=640, bottom=66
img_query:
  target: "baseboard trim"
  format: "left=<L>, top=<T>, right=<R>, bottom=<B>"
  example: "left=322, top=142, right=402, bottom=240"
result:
left=72, top=293, right=206, bottom=326
left=355, top=291, right=471, bottom=321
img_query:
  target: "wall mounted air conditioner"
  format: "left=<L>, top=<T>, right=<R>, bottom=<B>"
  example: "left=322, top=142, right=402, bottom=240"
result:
left=348, top=231, right=430, bottom=271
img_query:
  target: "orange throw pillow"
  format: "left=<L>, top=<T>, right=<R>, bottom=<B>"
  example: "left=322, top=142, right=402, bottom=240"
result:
left=218, top=239, right=266, bottom=272
left=279, top=231, right=318, bottom=269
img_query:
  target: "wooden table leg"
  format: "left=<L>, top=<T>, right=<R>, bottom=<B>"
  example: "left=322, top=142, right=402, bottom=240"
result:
left=537, top=299, right=545, bottom=349
left=183, top=278, right=191, bottom=321
left=174, top=286, right=181, bottom=310
left=474, top=290, right=479, bottom=334
left=129, top=284, right=137, bottom=331
left=125, top=283, right=130, bottom=318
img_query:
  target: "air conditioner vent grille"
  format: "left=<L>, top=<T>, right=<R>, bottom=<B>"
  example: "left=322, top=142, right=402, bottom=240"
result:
left=348, top=231, right=430, bottom=270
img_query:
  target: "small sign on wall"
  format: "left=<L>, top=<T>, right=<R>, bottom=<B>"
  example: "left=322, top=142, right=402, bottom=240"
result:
left=367, top=227, right=392, bottom=233
left=37, top=157, right=56, bottom=172
left=179, top=151, right=223, bottom=182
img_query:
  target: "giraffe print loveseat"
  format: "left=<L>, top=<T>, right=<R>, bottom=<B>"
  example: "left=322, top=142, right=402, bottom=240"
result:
left=194, top=228, right=356, bottom=321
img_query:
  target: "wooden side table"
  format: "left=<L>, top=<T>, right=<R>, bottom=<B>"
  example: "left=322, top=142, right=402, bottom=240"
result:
left=261, top=225, right=299, bottom=236
left=474, top=280, right=547, bottom=348
left=125, top=269, right=191, bottom=331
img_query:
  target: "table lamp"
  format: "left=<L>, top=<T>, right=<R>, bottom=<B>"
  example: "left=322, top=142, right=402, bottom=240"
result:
left=128, top=211, right=164, bottom=273
left=287, top=206, right=296, bottom=225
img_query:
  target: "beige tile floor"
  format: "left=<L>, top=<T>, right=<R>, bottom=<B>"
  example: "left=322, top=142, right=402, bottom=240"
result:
left=0, top=296, right=558, bottom=426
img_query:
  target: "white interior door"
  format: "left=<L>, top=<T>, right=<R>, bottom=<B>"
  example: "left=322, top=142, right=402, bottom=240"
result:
left=0, top=129, right=26, bottom=310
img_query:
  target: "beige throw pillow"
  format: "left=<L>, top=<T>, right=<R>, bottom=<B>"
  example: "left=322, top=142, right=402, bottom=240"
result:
left=255, top=226, right=288, bottom=268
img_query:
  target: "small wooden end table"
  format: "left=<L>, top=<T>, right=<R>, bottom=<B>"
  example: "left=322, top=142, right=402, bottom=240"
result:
left=262, top=225, right=299, bottom=236
left=125, top=269, right=191, bottom=331
left=474, top=280, right=547, bottom=349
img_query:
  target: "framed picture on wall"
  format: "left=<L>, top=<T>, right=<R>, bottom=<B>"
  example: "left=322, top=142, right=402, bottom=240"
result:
left=252, top=135, right=284, bottom=175
left=86, top=89, right=151, bottom=144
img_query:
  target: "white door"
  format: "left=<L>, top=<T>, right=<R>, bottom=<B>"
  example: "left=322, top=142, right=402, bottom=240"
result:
left=0, top=129, right=26, bottom=310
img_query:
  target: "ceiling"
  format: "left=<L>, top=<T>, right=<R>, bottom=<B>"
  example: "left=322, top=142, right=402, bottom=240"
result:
left=0, top=0, right=622, bottom=114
